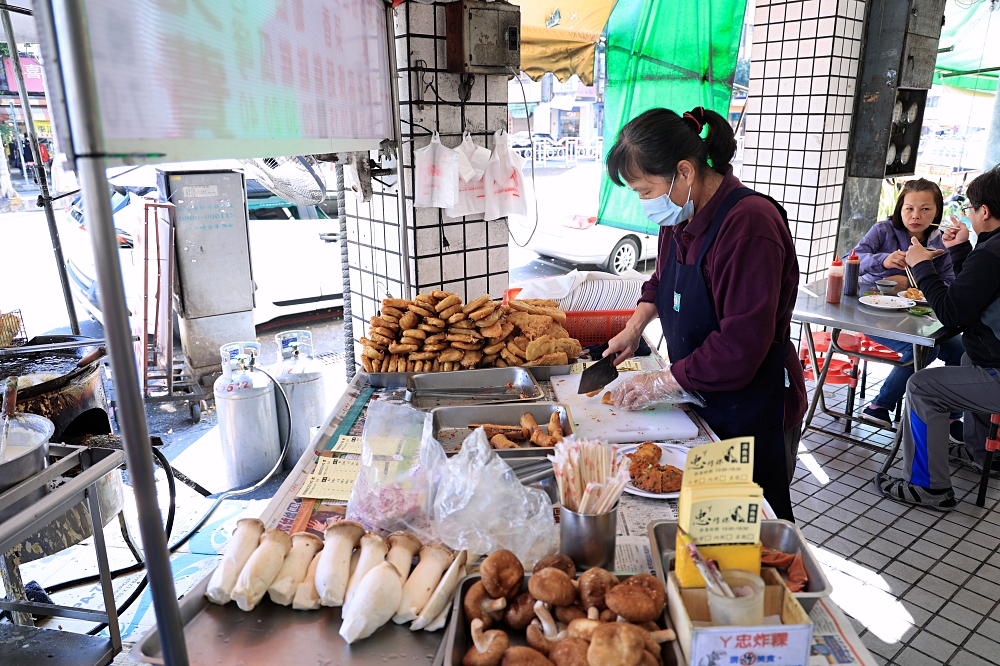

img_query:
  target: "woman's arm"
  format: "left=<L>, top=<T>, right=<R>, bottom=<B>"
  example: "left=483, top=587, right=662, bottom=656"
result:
left=855, top=223, right=891, bottom=276
left=604, top=302, right=658, bottom=365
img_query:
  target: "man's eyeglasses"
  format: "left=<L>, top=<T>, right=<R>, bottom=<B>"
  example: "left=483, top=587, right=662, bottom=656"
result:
left=961, top=204, right=978, bottom=215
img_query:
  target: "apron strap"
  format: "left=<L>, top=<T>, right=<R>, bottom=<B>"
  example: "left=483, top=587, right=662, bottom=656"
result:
left=695, top=187, right=760, bottom=265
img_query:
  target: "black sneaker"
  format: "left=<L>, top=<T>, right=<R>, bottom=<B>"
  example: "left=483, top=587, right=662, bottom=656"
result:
left=949, top=420, right=964, bottom=445
left=862, top=405, right=893, bottom=427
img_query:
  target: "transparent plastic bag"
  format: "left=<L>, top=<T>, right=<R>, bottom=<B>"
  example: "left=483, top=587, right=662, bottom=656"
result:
left=345, top=400, right=445, bottom=543
left=483, top=129, right=527, bottom=221
left=432, top=428, right=557, bottom=567
left=414, top=132, right=459, bottom=209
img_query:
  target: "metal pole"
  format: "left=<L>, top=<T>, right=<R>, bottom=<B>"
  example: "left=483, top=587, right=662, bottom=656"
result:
left=48, top=1, right=189, bottom=663
left=1, top=10, right=79, bottom=335
left=385, top=3, right=412, bottom=298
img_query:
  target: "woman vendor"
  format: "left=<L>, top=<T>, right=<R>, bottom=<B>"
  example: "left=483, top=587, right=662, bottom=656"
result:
left=603, top=107, right=805, bottom=521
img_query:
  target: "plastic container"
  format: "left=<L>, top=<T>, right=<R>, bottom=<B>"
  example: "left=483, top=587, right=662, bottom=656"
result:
left=825, top=255, right=844, bottom=304
left=843, top=248, right=861, bottom=297
left=559, top=504, right=618, bottom=570
left=707, top=570, right=765, bottom=626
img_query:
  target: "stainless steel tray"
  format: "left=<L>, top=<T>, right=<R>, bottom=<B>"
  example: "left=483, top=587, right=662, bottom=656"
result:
left=131, top=574, right=443, bottom=665
left=364, top=371, right=415, bottom=388
left=366, top=364, right=571, bottom=388
left=445, top=572, right=683, bottom=666
left=648, top=519, right=832, bottom=612
left=430, top=403, right=574, bottom=456
left=406, top=367, right=543, bottom=409
left=523, top=364, right=574, bottom=380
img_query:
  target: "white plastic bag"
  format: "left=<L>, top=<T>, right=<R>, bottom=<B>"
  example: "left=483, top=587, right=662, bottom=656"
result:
left=483, top=129, right=527, bottom=221
left=432, top=428, right=557, bottom=567
left=414, top=132, right=459, bottom=209
left=445, top=132, right=491, bottom=218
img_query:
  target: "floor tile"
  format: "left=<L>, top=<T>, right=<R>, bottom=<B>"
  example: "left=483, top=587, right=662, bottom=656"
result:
left=854, top=516, right=888, bottom=535
left=860, top=631, right=902, bottom=660
left=800, top=524, right=833, bottom=544
left=884, top=561, right=922, bottom=584
left=812, top=515, right=847, bottom=534
left=964, top=530, right=1000, bottom=550
left=942, top=550, right=983, bottom=573
left=851, top=548, right=891, bottom=571
left=953, top=589, right=995, bottom=614
left=915, top=574, right=958, bottom=599
left=825, top=535, right=862, bottom=557
left=949, top=649, right=997, bottom=666
left=975, top=617, right=1000, bottom=644
left=964, top=634, right=1000, bottom=662
left=880, top=528, right=917, bottom=548
left=894, top=646, right=947, bottom=666
left=902, top=586, right=946, bottom=613
left=923, top=530, right=961, bottom=549
left=907, top=630, right=958, bottom=662
left=929, top=561, right=973, bottom=584
left=869, top=537, right=906, bottom=559
left=936, top=519, right=971, bottom=537
left=925, top=615, right=971, bottom=645
left=904, top=509, right=941, bottom=527
left=892, top=518, right=928, bottom=537
left=839, top=525, right=874, bottom=546
left=966, top=576, right=1000, bottom=600
left=939, top=601, right=985, bottom=628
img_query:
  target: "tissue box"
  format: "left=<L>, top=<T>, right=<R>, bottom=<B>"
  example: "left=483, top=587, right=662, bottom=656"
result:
left=667, top=567, right=813, bottom=666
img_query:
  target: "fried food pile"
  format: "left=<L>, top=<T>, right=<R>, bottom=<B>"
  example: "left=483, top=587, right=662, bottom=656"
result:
left=361, top=293, right=582, bottom=373
left=471, top=412, right=565, bottom=449
left=903, top=287, right=924, bottom=300
left=625, top=442, right=684, bottom=494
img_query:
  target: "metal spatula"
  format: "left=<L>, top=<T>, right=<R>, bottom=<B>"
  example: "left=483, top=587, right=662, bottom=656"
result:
left=578, top=354, right=619, bottom=394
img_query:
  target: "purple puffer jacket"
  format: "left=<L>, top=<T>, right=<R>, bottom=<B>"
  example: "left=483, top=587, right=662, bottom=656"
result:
left=854, top=219, right=956, bottom=286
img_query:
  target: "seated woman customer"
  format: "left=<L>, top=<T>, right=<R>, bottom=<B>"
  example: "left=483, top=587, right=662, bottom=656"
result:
left=854, top=179, right=965, bottom=438
left=876, top=166, right=1000, bottom=510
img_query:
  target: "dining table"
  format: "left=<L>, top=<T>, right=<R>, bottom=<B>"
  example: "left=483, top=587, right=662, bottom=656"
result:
left=792, top=279, right=959, bottom=469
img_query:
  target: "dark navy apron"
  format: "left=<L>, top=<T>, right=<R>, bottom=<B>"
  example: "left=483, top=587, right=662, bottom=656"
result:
left=657, top=187, right=794, bottom=521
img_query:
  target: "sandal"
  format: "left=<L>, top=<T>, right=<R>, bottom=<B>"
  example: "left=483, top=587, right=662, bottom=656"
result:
left=874, top=473, right=957, bottom=511
left=949, top=442, right=983, bottom=472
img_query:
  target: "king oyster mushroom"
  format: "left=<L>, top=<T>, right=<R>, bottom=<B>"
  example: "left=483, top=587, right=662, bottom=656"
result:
left=393, top=543, right=455, bottom=623
left=267, top=532, right=323, bottom=606
left=343, top=531, right=389, bottom=613
left=292, top=551, right=323, bottom=610
left=339, top=561, right=403, bottom=643
left=231, top=529, right=292, bottom=612
left=205, top=517, right=264, bottom=605
left=411, top=550, right=468, bottom=630
left=315, top=520, right=365, bottom=607
left=386, top=531, right=422, bottom=583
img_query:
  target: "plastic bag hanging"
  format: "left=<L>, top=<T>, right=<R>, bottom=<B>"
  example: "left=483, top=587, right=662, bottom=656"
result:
left=446, top=132, right=491, bottom=218
left=413, top=132, right=460, bottom=209
left=484, top=129, right=527, bottom=221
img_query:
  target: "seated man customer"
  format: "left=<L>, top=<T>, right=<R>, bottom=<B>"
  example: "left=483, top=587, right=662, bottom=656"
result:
left=877, top=166, right=1000, bottom=510
left=854, top=179, right=965, bottom=438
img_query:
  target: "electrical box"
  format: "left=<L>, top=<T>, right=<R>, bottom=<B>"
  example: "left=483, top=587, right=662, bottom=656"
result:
left=446, top=0, right=520, bottom=75
left=848, top=0, right=947, bottom=178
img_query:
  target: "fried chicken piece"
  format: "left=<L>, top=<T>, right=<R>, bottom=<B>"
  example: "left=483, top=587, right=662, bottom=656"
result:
left=523, top=351, right=569, bottom=367
left=525, top=335, right=582, bottom=362
left=509, top=312, right=558, bottom=341
left=490, top=434, right=521, bottom=449
left=632, top=464, right=684, bottom=493
left=541, top=322, right=570, bottom=339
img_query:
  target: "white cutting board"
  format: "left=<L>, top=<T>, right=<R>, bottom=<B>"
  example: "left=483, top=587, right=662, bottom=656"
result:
left=551, top=373, right=700, bottom=443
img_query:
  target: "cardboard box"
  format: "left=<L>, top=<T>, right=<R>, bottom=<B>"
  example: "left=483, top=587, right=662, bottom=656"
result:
left=667, top=567, right=813, bottom=666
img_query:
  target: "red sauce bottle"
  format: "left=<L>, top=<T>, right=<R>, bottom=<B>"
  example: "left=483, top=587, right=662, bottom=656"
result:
left=826, top=255, right=844, bottom=304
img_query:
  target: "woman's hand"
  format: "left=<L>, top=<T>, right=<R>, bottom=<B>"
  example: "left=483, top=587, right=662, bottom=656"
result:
left=612, top=369, right=682, bottom=411
left=943, top=221, right=970, bottom=247
left=603, top=302, right=658, bottom=366
left=882, top=250, right=907, bottom=270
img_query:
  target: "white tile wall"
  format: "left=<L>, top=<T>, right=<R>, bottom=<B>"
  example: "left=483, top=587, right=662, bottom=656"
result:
left=743, top=0, right=866, bottom=283
left=344, top=1, right=510, bottom=368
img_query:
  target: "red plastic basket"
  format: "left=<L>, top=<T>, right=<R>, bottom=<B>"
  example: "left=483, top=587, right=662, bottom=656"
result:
left=563, top=310, right=635, bottom=346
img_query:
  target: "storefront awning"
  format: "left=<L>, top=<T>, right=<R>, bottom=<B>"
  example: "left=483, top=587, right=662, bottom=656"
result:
left=935, top=0, right=1000, bottom=93
left=510, top=1, right=619, bottom=85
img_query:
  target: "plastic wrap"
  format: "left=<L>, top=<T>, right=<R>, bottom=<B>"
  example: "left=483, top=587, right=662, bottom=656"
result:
left=432, top=428, right=558, bottom=567
left=345, top=401, right=445, bottom=543
left=612, top=369, right=706, bottom=410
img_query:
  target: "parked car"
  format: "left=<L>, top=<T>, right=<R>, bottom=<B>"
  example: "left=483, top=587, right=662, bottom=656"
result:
left=509, top=162, right=657, bottom=274
left=58, top=163, right=343, bottom=327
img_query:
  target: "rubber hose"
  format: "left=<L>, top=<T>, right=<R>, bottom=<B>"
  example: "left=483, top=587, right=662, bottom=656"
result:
left=53, top=367, right=294, bottom=635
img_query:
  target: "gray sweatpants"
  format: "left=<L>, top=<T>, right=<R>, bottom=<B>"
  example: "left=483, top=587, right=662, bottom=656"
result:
left=901, top=355, right=1000, bottom=490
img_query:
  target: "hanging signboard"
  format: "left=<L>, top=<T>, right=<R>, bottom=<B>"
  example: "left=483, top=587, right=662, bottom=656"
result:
left=39, top=0, right=394, bottom=165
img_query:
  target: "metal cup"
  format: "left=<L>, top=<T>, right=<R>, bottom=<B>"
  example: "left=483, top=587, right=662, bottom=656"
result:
left=558, top=504, right=618, bottom=570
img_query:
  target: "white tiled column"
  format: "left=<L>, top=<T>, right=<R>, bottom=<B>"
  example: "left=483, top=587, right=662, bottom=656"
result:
left=345, top=1, right=510, bottom=369
left=741, top=0, right=866, bottom=283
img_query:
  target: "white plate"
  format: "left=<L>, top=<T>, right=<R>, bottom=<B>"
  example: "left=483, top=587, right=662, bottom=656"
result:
left=859, top=295, right=917, bottom=310
left=619, top=442, right=688, bottom=499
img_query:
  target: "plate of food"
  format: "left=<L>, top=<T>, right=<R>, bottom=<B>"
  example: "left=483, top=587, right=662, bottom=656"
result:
left=902, top=287, right=928, bottom=305
left=859, top=295, right=917, bottom=310
left=620, top=441, right=688, bottom=499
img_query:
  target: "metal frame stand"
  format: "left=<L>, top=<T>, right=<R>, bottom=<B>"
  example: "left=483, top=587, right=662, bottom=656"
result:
left=802, top=322, right=930, bottom=452
left=44, top=0, right=190, bottom=663
left=0, top=446, right=124, bottom=665
left=0, top=8, right=79, bottom=335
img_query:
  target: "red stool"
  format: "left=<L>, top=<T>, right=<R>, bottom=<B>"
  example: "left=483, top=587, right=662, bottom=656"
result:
left=976, top=414, right=1000, bottom=507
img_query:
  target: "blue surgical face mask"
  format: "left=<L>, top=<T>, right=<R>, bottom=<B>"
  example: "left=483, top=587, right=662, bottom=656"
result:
left=639, top=175, right=694, bottom=227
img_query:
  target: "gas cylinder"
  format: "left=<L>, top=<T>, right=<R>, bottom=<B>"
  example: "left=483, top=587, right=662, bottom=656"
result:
left=214, top=342, right=280, bottom=488
left=269, top=330, right=326, bottom=469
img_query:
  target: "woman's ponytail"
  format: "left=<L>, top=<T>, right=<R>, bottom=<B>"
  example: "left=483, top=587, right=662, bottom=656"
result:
left=683, top=106, right=736, bottom=176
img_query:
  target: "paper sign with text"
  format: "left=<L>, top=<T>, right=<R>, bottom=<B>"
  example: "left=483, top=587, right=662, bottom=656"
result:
left=683, top=437, right=755, bottom=486
left=329, top=435, right=362, bottom=455
left=569, top=359, right=642, bottom=374
left=314, top=457, right=360, bottom=477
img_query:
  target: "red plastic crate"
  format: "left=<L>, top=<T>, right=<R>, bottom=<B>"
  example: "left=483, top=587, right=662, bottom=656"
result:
left=563, top=310, right=635, bottom=346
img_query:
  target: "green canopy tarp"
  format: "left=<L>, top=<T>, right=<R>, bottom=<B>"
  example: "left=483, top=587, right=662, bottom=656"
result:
left=597, top=0, right=746, bottom=234
left=934, top=0, right=1000, bottom=93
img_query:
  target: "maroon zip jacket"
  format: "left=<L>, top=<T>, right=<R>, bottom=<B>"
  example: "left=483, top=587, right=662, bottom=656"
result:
left=638, top=168, right=807, bottom=430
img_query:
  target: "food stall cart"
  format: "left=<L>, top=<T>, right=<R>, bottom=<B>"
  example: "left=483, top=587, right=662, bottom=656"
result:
left=131, top=340, right=878, bottom=666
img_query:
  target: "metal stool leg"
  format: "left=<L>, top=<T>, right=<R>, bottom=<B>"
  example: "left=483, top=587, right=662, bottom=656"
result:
left=977, top=451, right=993, bottom=508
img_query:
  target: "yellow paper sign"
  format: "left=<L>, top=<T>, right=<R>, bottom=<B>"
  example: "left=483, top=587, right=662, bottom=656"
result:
left=679, top=491, right=763, bottom=545
left=682, top=438, right=755, bottom=487
left=314, top=457, right=361, bottom=477
left=330, top=434, right=362, bottom=454
left=296, top=473, right=356, bottom=500
left=569, top=359, right=642, bottom=374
